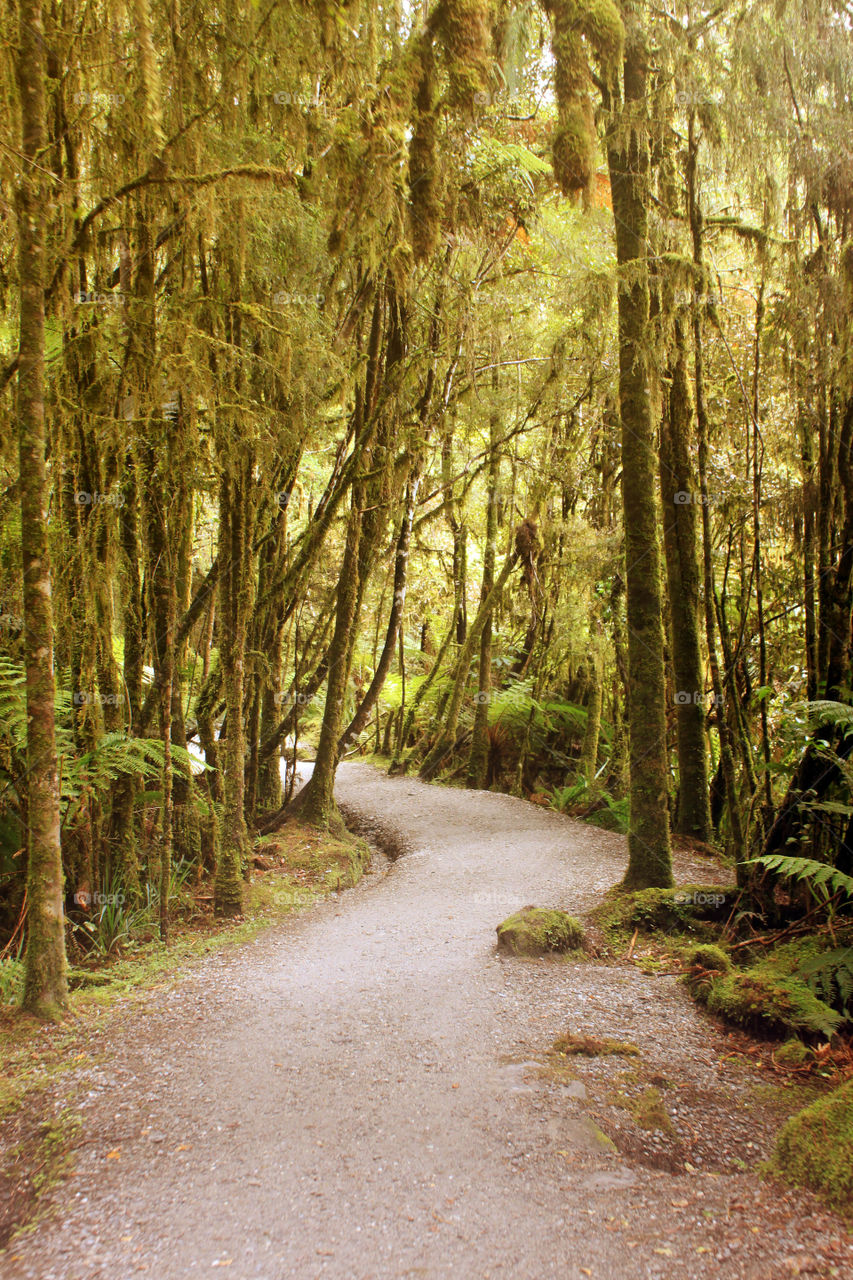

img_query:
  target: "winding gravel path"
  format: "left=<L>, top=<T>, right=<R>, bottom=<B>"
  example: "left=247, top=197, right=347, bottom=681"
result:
left=4, top=764, right=851, bottom=1279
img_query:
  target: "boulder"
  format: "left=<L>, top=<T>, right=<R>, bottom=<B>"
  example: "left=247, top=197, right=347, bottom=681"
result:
left=496, top=907, right=586, bottom=956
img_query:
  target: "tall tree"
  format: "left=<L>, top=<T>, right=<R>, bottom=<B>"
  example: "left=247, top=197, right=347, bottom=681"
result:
left=605, top=5, right=673, bottom=887
left=16, top=0, right=68, bottom=1017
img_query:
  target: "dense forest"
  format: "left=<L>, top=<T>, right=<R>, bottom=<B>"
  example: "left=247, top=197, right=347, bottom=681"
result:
left=1, top=0, right=852, bottom=1054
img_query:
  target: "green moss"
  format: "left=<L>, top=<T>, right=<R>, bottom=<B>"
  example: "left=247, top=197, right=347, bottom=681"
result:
left=683, top=943, right=731, bottom=972
left=552, top=106, right=594, bottom=195
left=496, top=907, right=586, bottom=956
left=771, top=1079, right=853, bottom=1211
left=551, top=1032, right=639, bottom=1057
left=587, top=1120, right=617, bottom=1150
left=578, top=0, right=624, bottom=64
left=631, top=1086, right=674, bottom=1133
left=610, top=1081, right=673, bottom=1133
left=596, top=884, right=732, bottom=940
left=702, top=969, right=842, bottom=1041
left=775, top=1038, right=812, bottom=1066
left=683, top=943, right=732, bottom=998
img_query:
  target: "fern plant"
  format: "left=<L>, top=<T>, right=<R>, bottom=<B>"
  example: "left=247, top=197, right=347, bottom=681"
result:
left=0, top=657, right=202, bottom=840
left=797, top=948, right=853, bottom=1018
left=747, top=853, right=853, bottom=902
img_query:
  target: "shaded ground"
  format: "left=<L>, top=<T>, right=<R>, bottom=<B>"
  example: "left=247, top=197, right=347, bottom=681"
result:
left=2, top=764, right=851, bottom=1278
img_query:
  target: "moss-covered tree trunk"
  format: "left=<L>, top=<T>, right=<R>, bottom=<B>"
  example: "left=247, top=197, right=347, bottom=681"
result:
left=605, top=21, right=673, bottom=888
left=338, top=476, right=418, bottom=760
left=419, top=546, right=518, bottom=782
left=686, top=116, right=745, bottom=869
left=214, top=460, right=254, bottom=914
left=579, top=658, right=603, bottom=783
left=659, top=315, right=712, bottom=840
left=467, top=413, right=501, bottom=788
left=299, top=493, right=364, bottom=827
left=17, top=0, right=67, bottom=1018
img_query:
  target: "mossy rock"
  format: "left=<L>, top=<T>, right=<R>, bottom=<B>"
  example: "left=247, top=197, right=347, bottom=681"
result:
left=683, top=943, right=732, bottom=997
left=702, top=968, right=842, bottom=1041
left=496, top=907, right=585, bottom=956
left=598, top=885, right=733, bottom=939
left=771, top=1079, right=853, bottom=1211
left=775, top=1038, right=811, bottom=1067
left=683, top=943, right=731, bottom=973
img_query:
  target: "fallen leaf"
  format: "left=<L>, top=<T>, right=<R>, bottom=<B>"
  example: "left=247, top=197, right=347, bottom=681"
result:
left=106, top=1149, right=121, bottom=1159
left=176, top=1143, right=191, bottom=1151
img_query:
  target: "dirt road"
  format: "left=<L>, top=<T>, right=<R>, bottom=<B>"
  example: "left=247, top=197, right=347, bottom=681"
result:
left=4, top=765, right=850, bottom=1278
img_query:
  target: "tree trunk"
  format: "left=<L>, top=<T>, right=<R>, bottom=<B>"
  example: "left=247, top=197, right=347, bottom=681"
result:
left=299, top=494, right=364, bottom=827
left=214, top=461, right=254, bottom=914
left=338, top=477, right=418, bottom=759
left=605, top=25, right=673, bottom=888
left=659, top=315, right=712, bottom=840
left=686, top=114, right=745, bottom=868
left=467, top=413, right=501, bottom=788
left=17, top=0, right=68, bottom=1018
left=419, top=546, right=518, bottom=781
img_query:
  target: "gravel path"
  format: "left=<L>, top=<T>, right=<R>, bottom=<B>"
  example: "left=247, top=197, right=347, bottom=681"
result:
left=4, top=764, right=851, bottom=1279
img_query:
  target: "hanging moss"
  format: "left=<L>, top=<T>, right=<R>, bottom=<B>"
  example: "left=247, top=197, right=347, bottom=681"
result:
left=552, top=107, right=595, bottom=195
left=408, top=42, right=442, bottom=262
left=432, top=0, right=492, bottom=110
left=576, top=0, right=624, bottom=62
left=541, top=0, right=624, bottom=196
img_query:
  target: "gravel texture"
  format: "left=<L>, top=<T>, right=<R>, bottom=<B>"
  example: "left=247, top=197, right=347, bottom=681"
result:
left=3, top=763, right=851, bottom=1279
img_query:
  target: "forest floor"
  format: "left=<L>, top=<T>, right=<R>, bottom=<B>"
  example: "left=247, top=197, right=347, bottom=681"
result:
left=1, top=762, right=852, bottom=1279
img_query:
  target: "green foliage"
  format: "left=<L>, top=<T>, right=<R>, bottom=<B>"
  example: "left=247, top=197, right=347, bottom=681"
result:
left=597, top=885, right=733, bottom=939
left=0, top=658, right=203, bottom=842
left=702, top=967, right=842, bottom=1041
left=547, top=778, right=629, bottom=832
left=771, top=1079, right=853, bottom=1210
left=70, top=875, right=155, bottom=958
left=0, top=956, right=23, bottom=1005
left=796, top=948, right=853, bottom=1018
left=747, top=854, right=853, bottom=903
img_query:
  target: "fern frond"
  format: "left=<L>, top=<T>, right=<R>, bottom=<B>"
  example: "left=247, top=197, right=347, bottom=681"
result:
left=747, top=853, right=853, bottom=899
